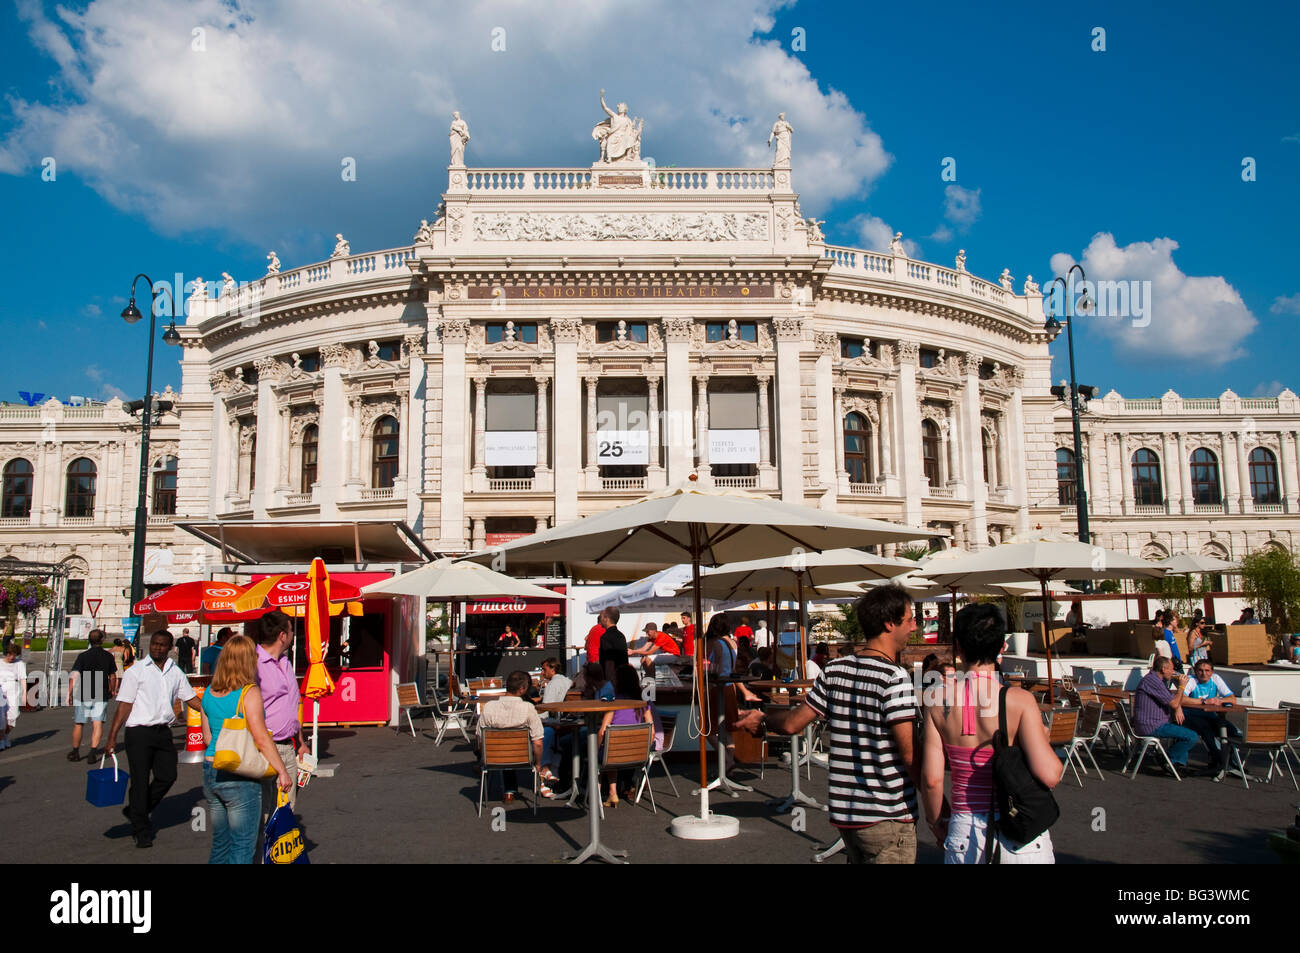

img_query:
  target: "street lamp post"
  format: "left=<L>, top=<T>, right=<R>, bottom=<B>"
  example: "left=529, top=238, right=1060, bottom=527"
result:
left=121, top=275, right=181, bottom=632
left=1045, top=265, right=1098, bottom=551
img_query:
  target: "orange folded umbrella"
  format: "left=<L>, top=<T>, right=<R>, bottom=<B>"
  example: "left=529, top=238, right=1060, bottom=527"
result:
left=302, top=558, right=336, bottom=701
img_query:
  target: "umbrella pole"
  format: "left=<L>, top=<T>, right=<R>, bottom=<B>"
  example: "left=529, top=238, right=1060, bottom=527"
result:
left=312, top=698, right=320, bottom=762
left=1040, top=578, right=1054, bottom=704
left=797, top=573, right=808, bottom=679
left=948, top=585, right=958, bottom=647
left=692, top=531, right=709, bottom=817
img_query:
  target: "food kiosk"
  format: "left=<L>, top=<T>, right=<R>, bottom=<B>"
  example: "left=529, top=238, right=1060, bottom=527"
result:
left=463, top=584, right=567, bottom=677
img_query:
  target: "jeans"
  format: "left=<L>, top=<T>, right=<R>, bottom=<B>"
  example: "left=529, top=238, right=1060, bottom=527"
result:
left=839, top=820, right=917, bottom=864
left=943, top=812, right=1055, bottom=865
left=1152, top=722, right=1200, bottom=765
left=123, top=724, right=177, bottom=837
left=203, top=762, right=262, bottom=864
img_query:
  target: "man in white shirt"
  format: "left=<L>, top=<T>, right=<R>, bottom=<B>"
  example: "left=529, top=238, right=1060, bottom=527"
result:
left=1180, top=659, right=1241, bottom=778
left=477, top=670, right=544, bottom=803
left=105, top=630, right=202, bottom=848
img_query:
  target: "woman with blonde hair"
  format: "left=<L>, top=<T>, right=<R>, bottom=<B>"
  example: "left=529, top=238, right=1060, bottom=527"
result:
left=201, top=634, right=291, bottom=863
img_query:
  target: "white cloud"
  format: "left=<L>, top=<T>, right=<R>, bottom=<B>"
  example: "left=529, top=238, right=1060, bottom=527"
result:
left=942, top=184, right=981, bottom=229
left=929, top=224, right=953, bottom=243
left=85, top=364, right=104, bottom=383
left=86, top=365, right=128, bottom=400
left=850, top=214, right=919, bottom=257
left=1270, top=294, right=1300, bottom=314
left=1049, top=233, right=1257, bottom=366
left=1252, top=380, right=1285, bottom=398
left=1, top=0, right=893, bottom=250
left=102, top=383, right=130, bottom=401
left=81, top=303, right=101, bottom=318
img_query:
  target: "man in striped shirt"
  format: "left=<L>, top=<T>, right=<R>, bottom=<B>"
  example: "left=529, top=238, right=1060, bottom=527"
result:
left=738, top=585, right=919, bottom=863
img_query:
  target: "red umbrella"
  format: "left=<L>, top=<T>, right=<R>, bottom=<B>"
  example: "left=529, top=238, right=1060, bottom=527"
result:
left=231, top=575, right=362, bottom=613
left=134, top=581, right=248, bottom=616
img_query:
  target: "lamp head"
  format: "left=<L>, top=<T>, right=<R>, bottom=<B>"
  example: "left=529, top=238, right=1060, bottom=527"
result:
left=162, top=323, right=181, bottom=346
left=121, top=299, right=143, bottom=324
left=1045, top=315, right=1062, bottom=333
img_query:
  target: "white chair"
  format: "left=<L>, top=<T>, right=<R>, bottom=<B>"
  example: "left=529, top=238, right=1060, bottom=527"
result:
left=433, top=673, right=476, bottom=746
left=1115, top=702, right=1181, bottom=780
left=1061, top=701, right=1106, bottom=782
left=635, top=713, right=680, bottom=804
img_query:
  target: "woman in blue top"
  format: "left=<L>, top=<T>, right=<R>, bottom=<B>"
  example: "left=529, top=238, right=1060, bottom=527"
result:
left=1163, top=610, right=1184, bottom=672
left=200, top=635, right=291, bottom=864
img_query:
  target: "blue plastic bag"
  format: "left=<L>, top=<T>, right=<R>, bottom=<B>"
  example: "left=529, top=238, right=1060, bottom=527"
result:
left=86, top=753, right=129, bottom=807
left=263, top=789, right=309, bottom=864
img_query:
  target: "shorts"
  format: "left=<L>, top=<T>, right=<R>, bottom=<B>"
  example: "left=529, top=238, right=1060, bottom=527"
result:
left=74, top=700, right=108, bottom=724
left=943, top=812, right=1054, bottom=865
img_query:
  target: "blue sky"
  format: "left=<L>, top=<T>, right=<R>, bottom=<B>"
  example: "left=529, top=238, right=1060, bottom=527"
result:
left=1, top=0, right=1297, bottom=404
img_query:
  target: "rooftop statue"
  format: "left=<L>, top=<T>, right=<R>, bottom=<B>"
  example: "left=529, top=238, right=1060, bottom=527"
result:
left=449, top=112, right=470, bottom=167
left=592, top=89, right=643, bottom=163
left=889, top=232, right=906, bottom=257
left=266, top=250, right=281, bottom=275
left=768, top=112, right=793, bottom=168
left=331, top=234, right=350, bottom=259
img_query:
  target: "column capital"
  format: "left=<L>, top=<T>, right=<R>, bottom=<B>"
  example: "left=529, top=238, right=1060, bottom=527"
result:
left=896, top=340, right=919, bottom=365
left=962, top=352, right=983, bottom=375
left=321, top=342, right=352, bottom=368
left=549, top=317, right=582, bottom=342
left=533, top=375, right=550, bottom=391
left=473, top=375, right=488, bottom=389
left=441, top=318, right=471, bottom=344
left=814, top=331, right=838, bottom=354
left=662, top=316, right=694, bottom=342
left=402, top=331, right=426, bottom=360
left=773, top=315, right=804, bottom=342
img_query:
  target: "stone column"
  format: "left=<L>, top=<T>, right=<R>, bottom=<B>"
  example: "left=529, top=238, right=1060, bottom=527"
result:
left=1176, top=433, right=1193, bottom=514
left=1086, top=429, right=1103, bottom=516
left=774, top=317, right=804, bottom=504
left=550, top=318, right=581, bottom=523
left=585, top=376, right=599, bottom=478
left=470, top=517, right=486, bottom=551
left=872, top=403, right=883, bottom=484
left=404, top=332, right=425, bottom=525
left=757, top=373, right=774, bottom=489
left=944, top=406, right=959, bottom=487
left=961, top=353, right=986, bottom=548
left=663, top=317, right=694, bottom=483
left=438, top=318, right=470, bottom=545
left=880, top=391, right=895, bottom=478
left=397, top=392, right=409, bottom=486
left=1221, top=431, right=1240, bottom=512
left=277, top=399, right=291, bottom=492
left=694, top=375, right=710, bottom=478
left=252, top=358, right=280, bottom=517
left=1006, top=370, right=1029, bottom=534
left=348, top=390, right=363, bottom=486
left=1282, top=432, right=1300, bottom=511
left=227, top=416, right=240, bottom=502
left=317, top=344, right=349, bottom=518
left=534, top=376, right=550, bottom=472
left=895, top=341, right=923, bottom=525
left=832, top=385, right=846, bottom=484
left=1164, top=432, right=1183, bottom=513
left=1236, top=432, right=1253, bottom=514
left=814, top=335, right=837, bottom=494
left=646, top=375, right=664, bottom=479
left=998, top=414, right=1012, bottom=492
left=535, top=517, right=548, bottom=534
left=473, top=377, right=488, bottom=474
left=1119, top=433, right=1134, bottom=513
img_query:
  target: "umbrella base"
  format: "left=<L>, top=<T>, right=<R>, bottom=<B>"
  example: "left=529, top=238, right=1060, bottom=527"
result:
left=670, top=813, right=741, bottom=840
left=178, top=750, right=204, bottom=764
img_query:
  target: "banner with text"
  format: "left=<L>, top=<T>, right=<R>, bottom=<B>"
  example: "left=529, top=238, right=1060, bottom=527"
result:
left=709, top=429, right=760, bottom=464
left=485, top=431, right=537, bottom=467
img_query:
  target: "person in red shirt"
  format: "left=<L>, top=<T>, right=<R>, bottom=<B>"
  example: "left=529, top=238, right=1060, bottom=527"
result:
left=585, top=611, right=607, bottom=665
left=681, top=613, right=702, bottom=657
left=630, top=622, right=681, bottom=670
left=734, top=616, right=755, bottom=651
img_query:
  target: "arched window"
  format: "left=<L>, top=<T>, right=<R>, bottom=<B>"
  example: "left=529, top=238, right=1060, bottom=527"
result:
left=1189, top=448, right=1221, bottom=505
left=372, top=415, right=399, bottom=488
left=1056, top=448, right=1077, bottom=505
left=2, top=459, right=33, bottom=519
left=921, top=421, right=941, bottom=486
left=843, top=412, right=872, bottom=483
left=1131, top=449, right=1163, bottom=506
left=1249, top=447, right=1280, bottom=505
left=151, top=455, right=178, bottom=515
left=301, top=424, right=319, bottom=493
left=65, top=457, right=97, bottom=518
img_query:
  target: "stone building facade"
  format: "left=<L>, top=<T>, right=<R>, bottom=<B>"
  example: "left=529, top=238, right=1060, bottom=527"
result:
left=1, top=107, right=1292, bottom=622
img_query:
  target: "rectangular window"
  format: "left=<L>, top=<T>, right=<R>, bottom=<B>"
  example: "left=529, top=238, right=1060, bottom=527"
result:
left=65, top=579, right=84, bottom=617
left=486, top=323, right=537, bottom=344
left=709, top=392, right=759, bottom=429
left=919, top=348, right=941, bottom=369
left=376, top=340, right=401, bottom=361
left=485, top=393, right=536, bottom=431
left=596, top=322, right=648, bottom=343
left=297, top=352, right=321, bottom=372
left=706, top=322, right=757, bottom=342
left=840, top=337, right=865, bottom=359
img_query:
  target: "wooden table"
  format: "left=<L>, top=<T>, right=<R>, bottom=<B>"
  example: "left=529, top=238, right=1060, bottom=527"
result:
left=537, top=699, right=646, bottom=864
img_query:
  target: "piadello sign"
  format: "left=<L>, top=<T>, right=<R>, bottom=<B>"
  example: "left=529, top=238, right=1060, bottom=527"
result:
left=468, top=282, right=773, bottom=300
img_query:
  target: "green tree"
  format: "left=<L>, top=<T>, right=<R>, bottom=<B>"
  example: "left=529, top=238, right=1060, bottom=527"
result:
left=820, top=604, right=862, bottom=643
left=1138, top=574, right=1212, bottom=622
left=1238, top=547, right=1300, bottom=643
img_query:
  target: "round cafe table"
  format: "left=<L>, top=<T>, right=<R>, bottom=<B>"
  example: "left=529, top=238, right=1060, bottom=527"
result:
left=537, top=698, right=646, bottom=864
left=746, top=680, right=824, bottom=814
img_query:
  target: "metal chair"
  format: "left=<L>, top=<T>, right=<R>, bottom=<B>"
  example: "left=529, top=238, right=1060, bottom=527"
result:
left=1045, top=708, right=1082, bottom=786
left=478, top=727, right=538, bottom=816
left=1115, top=702, right=1181, bottom=780
left=1280, top=703, right=1300, bottom=773
left=602, top=722, right=656, bottom=814
left=1224, top=709, right=1299, bottom=791
left=433, top=673, right=477, bottom=746
left=1061, top=701, right=1106, bottom=784
left=635, top=713, right=679, bottom=804
left=395, top=682, right=436, bottom=738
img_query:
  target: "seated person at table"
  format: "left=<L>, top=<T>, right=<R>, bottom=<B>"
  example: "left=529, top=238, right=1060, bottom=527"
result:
left=496, top=625, right=521, bottom=648
left=1233, top=607, right=1256, bottom=625
left=573, top=661, right=614, bottom=701
left=748, top=646, right=776, bottom=680
left=811, top=643, right=830, bottom=671
left=536, top=657, right=572, bottom=792
left=1133, top=656, right=1198, bottom=772
left=1180, top=659, right=1241, bottom=776
left=476, top=670, right=544, bottom=804
left=597, top=664, right=654, bottom=807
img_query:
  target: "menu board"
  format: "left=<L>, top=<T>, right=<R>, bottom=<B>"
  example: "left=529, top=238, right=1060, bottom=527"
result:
left=545, top=617, right=563, bottom=649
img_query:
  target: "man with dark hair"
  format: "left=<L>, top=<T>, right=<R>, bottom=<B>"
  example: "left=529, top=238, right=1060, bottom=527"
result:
left=105, top=630, right=202, bottom=848
left=67, top=628, right=117, bottom=762
left=737, top=585, right=919, bottom=864
left=175, top=627, right=197, bottom=674
left=255, top=609, right=305, bottom=811
left=477, top=669, right=544, bottom=803
left=599, top=606, right=629, bottom=682
left=680, top=611, right=697, bottom=657
left=1180, top=659, right=1242, bottom=778
left=1133, top=656, right=1197, bottom=774
left=200, top=626, right=233, bottom=675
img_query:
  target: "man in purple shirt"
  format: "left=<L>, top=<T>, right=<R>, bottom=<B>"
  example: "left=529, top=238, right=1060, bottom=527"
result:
left=256, top=610, right=306, bottom=809
left=1133, top=656, right=1198, bottom=771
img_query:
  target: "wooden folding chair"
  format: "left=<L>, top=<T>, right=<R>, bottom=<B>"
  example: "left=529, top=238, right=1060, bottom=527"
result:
left=478, top=727, right=538, bottom=816
left=1224, top=709, right=1299, bottom=791
left=1046, top=708, right=1082, bottom=786
left=395, top=682, right=435, bottom=738
left=602, top=723, right=656, bottom=814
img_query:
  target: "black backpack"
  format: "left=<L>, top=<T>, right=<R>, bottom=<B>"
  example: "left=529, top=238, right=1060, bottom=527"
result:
left=985, top=686, right=1060, bottom=862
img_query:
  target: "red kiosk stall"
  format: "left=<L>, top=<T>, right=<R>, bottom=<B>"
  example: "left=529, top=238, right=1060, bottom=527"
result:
left=177, top=521, right=436, bottom=727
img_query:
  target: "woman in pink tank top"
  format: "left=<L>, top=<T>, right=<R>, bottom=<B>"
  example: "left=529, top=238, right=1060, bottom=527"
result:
left=920, top=604, right=1062, bottom=864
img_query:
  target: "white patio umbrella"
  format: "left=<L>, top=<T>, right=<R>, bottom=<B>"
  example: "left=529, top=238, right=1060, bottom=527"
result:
left=921, top=536, right=1167, bottom=699
left=461, top=479, right=943, bottom=842
left=585, top=564, right=725, bottom=614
